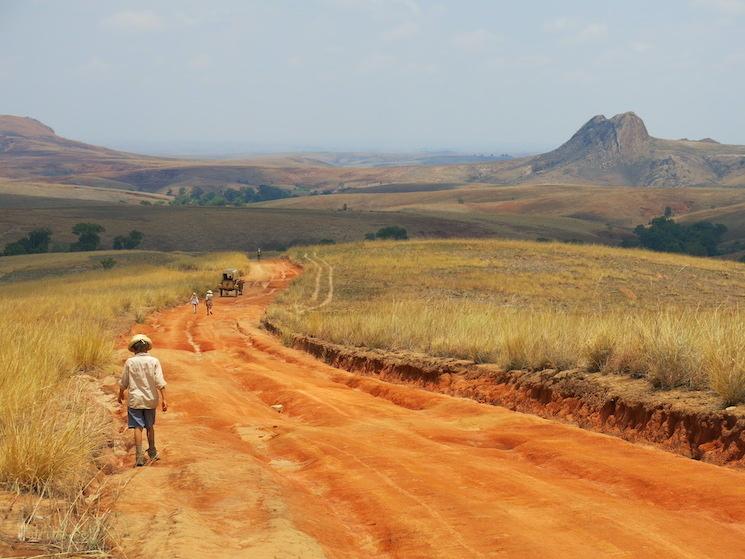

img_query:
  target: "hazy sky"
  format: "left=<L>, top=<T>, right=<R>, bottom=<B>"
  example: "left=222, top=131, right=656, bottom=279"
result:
left=1, top=0, right=744, bottom=154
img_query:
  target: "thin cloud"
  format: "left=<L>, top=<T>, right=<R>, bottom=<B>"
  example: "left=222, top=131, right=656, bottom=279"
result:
left=630, top=41, right=652, bottom=53
left=328, top=0, right=421, bottom=16
left=79, top=56, right=111, bottom=76
left=382, top=21, right=420, bottom=41
left=357, top=53, right=397, bottom=73
left=690, top=0, right=745, bottom=14
left=576, top=22, right=608, bottom=42
left=543, top=16, right=575, bottom=32
left=101, top=10, right=163, bottom=32
left=544, top=17, right=608, bottom=44
left=451, top=29, right=498, bottom=53
left=189, top=54, right=211, bottom=70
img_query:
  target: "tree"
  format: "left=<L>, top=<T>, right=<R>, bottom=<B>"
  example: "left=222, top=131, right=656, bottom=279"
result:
left=2, top=228, right=52, bottom=256
left=71, top=223, right=105, bottom=252
left=3, top=241, right=27, bottom=256
left=631, top=215, right=727, bottom=257
left=113, top=230, right=144, bottom=250
left=25, top=228, right=52, bottom=253
left=375, top=226, right=408, bottom=240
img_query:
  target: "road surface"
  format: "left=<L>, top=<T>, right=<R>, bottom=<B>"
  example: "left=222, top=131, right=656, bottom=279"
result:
left=110, top=260, right=745, bottom=558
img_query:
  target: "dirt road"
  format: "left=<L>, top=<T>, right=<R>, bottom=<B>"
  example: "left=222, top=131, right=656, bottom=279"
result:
left=110, top=261, right=745, bottom=558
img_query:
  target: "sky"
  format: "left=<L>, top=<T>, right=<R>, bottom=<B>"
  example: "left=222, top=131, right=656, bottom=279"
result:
left=1, top=0, right=744, bottom=154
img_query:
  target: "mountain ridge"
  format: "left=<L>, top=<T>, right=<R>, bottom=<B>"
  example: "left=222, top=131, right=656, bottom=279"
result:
left=1, top=112, right=745, bottom=190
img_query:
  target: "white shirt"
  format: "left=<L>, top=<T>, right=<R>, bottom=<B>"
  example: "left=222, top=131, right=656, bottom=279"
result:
left=119, top=352, right=167, bottom=409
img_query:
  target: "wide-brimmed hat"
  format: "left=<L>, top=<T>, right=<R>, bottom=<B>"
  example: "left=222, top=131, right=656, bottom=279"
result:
left=128, top=333, right=152, bottom=351
left=206, top=290, right=213, bottom=294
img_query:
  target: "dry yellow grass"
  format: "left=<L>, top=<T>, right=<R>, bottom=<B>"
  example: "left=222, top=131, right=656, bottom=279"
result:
left=0, top=250, right=251, bottom=552
left=267, top=239, right=745, bottom=405
left=0, top=251, right=250, bottom=493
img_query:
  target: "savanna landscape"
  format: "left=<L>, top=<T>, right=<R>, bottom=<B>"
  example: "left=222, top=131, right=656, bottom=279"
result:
left=4, top=1, right=745, bottom=558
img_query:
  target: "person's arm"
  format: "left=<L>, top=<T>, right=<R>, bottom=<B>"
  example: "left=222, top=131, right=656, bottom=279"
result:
left=117, top=361, right=129, bottom=404
left=154, top=359, right=168, bottom=411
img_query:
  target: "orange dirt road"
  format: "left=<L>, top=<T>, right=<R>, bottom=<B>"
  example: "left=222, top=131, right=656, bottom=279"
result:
left=110, top=261, right=745, bottom=558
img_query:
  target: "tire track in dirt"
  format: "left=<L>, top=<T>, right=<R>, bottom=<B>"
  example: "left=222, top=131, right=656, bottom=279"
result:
left=305, top=253, right=322, bottom=303
left=107, top=260, right=745, bottom=559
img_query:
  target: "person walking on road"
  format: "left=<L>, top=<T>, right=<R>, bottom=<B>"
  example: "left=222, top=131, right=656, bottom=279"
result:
left=118, top=334, right=168, bottom=467
left=257, top=247, right=262, bottom=261
left=205, top=289, right=214, bottom=315
left=190, top=291, right=199, bottom=314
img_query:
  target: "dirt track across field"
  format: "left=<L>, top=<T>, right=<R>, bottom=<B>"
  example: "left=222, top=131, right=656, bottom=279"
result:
left=109, top=260, right=745, bottom=558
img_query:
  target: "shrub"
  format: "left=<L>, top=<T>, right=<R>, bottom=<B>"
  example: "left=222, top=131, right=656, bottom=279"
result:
left=633, top=215, right=727, bottom=256
left=375, top=226, right=408, bottom=240
left=71, top=223, right=104, bottom=252
left=113, top=230, right=144, bottom=250
left=3, top=228, right=53, bottom=256
left=100, top=257, right=116, bottom=270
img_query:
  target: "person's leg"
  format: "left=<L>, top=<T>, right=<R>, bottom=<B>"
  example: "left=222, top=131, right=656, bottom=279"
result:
left=133, top=427, right=145, bottom=466
left=145, top=409, right=159, bottom=460
left=146, top=426, right=159, bottom=460
left=128, top=408, right=146, bottom=466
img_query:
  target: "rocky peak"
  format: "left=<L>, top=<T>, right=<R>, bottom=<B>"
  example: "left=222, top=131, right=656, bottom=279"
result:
left=532, top=111, right=652, bottom=173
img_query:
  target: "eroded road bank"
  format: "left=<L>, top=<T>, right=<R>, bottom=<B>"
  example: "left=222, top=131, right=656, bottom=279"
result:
left=108, top=260, right=745, bottom=558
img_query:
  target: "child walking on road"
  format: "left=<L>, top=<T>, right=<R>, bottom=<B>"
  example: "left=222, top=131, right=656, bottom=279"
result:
left=118, top=334, right=168, bottom=467
left=205, top=289, right=214, bottom=315
left=190, top=292, right=199, bottom=314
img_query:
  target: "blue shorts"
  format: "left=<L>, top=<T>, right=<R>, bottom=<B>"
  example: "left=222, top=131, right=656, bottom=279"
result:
left=128, top=408, right=156, bottom=429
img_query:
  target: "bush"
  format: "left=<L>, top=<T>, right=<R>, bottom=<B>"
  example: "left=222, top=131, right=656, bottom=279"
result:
left=113, top=230, right=144, bottom=250
left=100, top=257, right=116, bottom=270
left=632, top=215, right=727, bottom=256
left=3, top=228, right=52, bottom=256
left=71, top=223, right=104, bottom=252
left=374, top=226, right=408, bottom=240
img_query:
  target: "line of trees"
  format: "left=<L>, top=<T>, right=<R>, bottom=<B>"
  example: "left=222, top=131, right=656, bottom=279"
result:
left=170, top=185, right=291, bottom=207
left=365, top=226, right=409, bottom=241
left=2, top=224, right=144, bottom=256
left=623, top=214, right=728, bottom=256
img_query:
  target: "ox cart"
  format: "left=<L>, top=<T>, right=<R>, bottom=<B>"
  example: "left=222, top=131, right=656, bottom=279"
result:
left=218, top=268, right=245, bottom=297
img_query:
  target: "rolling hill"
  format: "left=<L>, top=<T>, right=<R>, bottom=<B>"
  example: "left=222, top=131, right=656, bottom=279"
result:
left=3, top=112, right=745, bottom=196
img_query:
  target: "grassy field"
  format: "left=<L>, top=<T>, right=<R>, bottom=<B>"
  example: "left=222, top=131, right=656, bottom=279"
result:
left=267, top=239, right=745, bottom=405
left=0, top=203, right=591, bottom=253
left=261, top=182, right=745, bottom=228
left=0, top=250, right=251, bottom=551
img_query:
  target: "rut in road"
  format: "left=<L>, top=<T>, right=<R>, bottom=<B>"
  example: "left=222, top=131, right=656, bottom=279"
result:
left=108, top=260, right=745, bottom=559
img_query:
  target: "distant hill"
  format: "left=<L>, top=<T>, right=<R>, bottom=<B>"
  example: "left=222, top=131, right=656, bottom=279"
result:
left=2, top=112, right=745, bottom=195
left=0, top=115, right=156, bottom=180
left=528, top=112, right=745, bottom=186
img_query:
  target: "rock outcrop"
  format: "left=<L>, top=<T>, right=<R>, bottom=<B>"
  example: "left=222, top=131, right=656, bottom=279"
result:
left=529, top=111, right=745, bottom=186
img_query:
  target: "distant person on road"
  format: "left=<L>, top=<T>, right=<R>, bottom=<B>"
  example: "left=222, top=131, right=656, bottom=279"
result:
left=257, top=248, right=262, bottom=261
left=118, top=334, right=168, bottom=467
left=205, top=289, right=214, bottom=315
left=190, top=292, right=199, bottom=314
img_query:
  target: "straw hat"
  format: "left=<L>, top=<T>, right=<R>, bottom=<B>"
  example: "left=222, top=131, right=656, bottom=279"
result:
left=128, top=333, right=152, bottom=351
left=206, top=290, right=213, bottom=295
